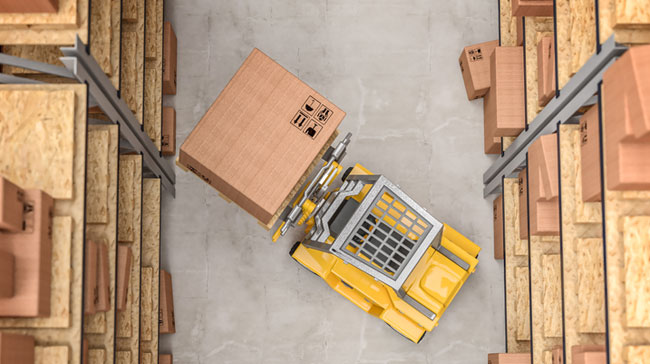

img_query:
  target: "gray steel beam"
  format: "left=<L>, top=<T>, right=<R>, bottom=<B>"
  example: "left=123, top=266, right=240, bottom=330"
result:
left=482, top=35, right=627, bottom=197
left=0, top=52, right=75, bottom=79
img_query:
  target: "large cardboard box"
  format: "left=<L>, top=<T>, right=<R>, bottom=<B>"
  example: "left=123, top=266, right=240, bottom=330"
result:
left=0, top=250, right=13, bottom=298
left=528, top=134, right=559, bottom=236
left=537, top=35, right=555, bottom=107
left=580, top=105, right=601, bottom=202
left=485, top=46, right=525, bottom=138
left=0, top=176, right=24, bottom=233
left=84, top=240, right=98, bottom=315
left=179, top=48, right=345, bottom=226
left=159, top=354, right=173, bottom=364
left=163, top=22, right=177, bottom=95
left=458, top=40, right=498, bottom=100
left=0, top=0, right=57, bottom=12
left=0, top=332, right=34, bottom=364
left=96, top=242, right=111, bottom=312
left=493, top=194, right=504, bottom=259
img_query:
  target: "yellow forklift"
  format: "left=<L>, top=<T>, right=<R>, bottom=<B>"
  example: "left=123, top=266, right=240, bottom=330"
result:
left=273, top=133, right=481, bottom=343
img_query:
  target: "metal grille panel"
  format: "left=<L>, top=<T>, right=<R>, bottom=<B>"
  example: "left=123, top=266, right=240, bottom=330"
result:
left=341, top=187, right=432, bottom=279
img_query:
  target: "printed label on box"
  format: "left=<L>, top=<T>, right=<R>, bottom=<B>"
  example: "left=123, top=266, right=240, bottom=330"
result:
left=291, top=96, right=333, bottom=139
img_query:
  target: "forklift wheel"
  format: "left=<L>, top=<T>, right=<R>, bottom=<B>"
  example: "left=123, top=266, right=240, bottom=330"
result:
left=417, top=331, right=426, bottom=344
left=341, top=166, right=354, bottom=182
left=289, top=241, right=301, bottom=257
left=385, top=323, right=422, bottom=344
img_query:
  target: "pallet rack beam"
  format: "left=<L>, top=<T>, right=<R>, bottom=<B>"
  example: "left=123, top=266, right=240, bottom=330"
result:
left=0, top=36, right=175, bottom=197
left=482, top=35, right=626, bottom=197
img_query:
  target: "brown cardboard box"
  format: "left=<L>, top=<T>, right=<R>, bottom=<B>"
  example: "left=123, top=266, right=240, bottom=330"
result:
left=459, top=40, right=498, bottom=100
left=528, top=134, right=560, bottom=236
left=580, top=105, right=601, bottom=202
left=163, top=22, right=177, bottom=95
left=159, top=354, right=173, bottom=364
left=179, top=48, right=345, bottom=225
left=0, top=189, right=53, bottom=317
left=602, top=44, right=650, bottom=190
left=0, top=0, right=57, bottom=12
left=485, top=47, right=525, bottom=138
left=84, top=240, right=98, bottom=315
left=0, top=250, right=13, bottom=298
left=483, top=89, right=502, bottom=154
left=512, top=0, right=553, bottom=17
left=518, top=168, right=529, bottom=240
left=0, top=176, right=24, bottom=233
left=160, top=269, right=175, bottom=334
left=117, top=245, right=132, bottom=311
left=552, top=346, right=563, bottom=364
left=162, top=107, right=176, bottom=156
left=537, top=36, right=556, bottom=107
left=96, top=242, right=111, bottom=312
left=487, top=353, right=531, bottom=364
left=516, top=17, right=524, bottom=46
left=82, top=339, right=88, bottom=364
left=0, top=332, right=35, bottom=364
left=494, top=194, right=504, bottom=259
left=572, top=345, right=606, bottom=364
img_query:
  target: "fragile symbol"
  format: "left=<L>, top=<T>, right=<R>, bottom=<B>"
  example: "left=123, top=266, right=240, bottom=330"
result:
left=304, top=121, right=322, bottom=139
left=291, top=111, right=309, bottom=131
left=302, top=96, right=321, bottom=115
left=315, top=104, right=332, bottom=124
left=468, top=47, right=483, bottom=62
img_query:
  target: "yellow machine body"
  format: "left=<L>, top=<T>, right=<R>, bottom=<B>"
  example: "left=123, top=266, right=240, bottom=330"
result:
left=283, top=164, right=480, bottom=343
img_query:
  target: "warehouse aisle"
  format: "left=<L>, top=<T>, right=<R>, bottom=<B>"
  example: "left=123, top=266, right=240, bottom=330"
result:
left=160, top=1, right=503, bottom=363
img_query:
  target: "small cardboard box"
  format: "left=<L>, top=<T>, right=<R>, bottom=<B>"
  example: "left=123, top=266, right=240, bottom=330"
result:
left=117, top=245, right=132, bottom=311
left=458, top=40, right=498, bottom=100
left=512, top=0, right=553, bottom=17
left=162, top=107, right=176, bottom=156
left=0, top=250, right=13, bottom=298
left=580, top=105, right=601, bottom=202
left=0, top=332, right=35, bottom=364
left=0, top=189, right=53, bottom=317
left=552, top=346, right=563, bottom=364
left=0, top=0, right=57, bottom=12
left=528, top=134, right=559, bottom=236
left=96, top=242, right=111, bottom=312
left=483, top=89, right=502, bottom=154
left=485, top=46, right=525, bottom=138
left=487, top=353, right=531, bottom=364
left=603, top=44, right=650, bottom=190
left=516, top=17, right=524, bottom=46
left=493, top=194, right=504, bottom=259
left=160, top=269, right=175, bottom=334
left=518, top=168, right=529, bottom=240
left=179, top=48, right=345, bottom=226
left=0, top=176, right=24, bottom=233
left=163, top=21, right=177, bottom=95
left=572, top=345, right=606, bottom=364
left=84, top=240, right=98, bottom=315
left=159, top=354, right=173, bottom=364
left=537, top=35, right=556, bottom=106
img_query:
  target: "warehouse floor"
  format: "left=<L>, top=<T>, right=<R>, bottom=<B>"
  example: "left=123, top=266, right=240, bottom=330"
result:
left=160, top=1, right=504, bottom=363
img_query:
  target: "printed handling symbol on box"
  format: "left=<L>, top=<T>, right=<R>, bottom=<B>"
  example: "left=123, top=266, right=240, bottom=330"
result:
left=304, top=121, right=322, bottom=139
left=302, top=96, right=321, bottom=115
left=315, top=104, right=332, bottom=124
left=291, top=111, right=309, bottom=131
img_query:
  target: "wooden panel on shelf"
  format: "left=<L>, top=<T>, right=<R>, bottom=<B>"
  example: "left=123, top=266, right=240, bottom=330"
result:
left=500, top=0, right=519, bottom=47
left=558, top=123, right=605, bottom=364
left=0, top=0, right=88, bottom=44
left=512, top=0, right=553, bottom=17
left=599, top=0, right=650, bottom=45
left=556, top=0, right=597, bottom=90
left=84, top=124, right=119, bottom=364
left=541, top=254, right=562, bottom=338
left=116, top=155, right=143, bottom=364
left=34, top=345, right=68, bottom=364
left=120, top=0, right=145, bottom=124
left=143, top=0, right=163, bottom=151
left=141, top=178, right=161, bottom=364
left=524, top=17, right=553, bottom=123
left=504, top=178, right=531, bottom=353
left=0, top=84, right=87, bottom=364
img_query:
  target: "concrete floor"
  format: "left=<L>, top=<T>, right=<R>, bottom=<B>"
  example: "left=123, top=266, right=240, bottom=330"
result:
left=160, top=1, right=504, bottom=363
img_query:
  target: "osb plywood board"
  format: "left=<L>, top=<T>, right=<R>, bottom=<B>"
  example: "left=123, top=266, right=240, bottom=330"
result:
left=602, top=114, right=650, bottom=363
left=503, top=136, right=516, bottom=152
left=500, top=0, right=518, bottom=46
left=556, top=0, right=596, bottom=90
left=0, top=0, right=88, bottom=44
left=141, top=179, right=160, bottom=363
left=525, top=18, right=553, bottom=124
left=90, top=0, right=113, bottom=75
left=530, top=234, right=562, bottom=363
left=89, top=349, right=106, bottom=364
left=35, top=346, right=68, bottom=364
left=140, top=267, right=153, bottom=341
left=504, top=178, right=531, bottom=353
left=0, top=216, right=72, bottom=328
left=117, top=351, right=131, bottom=364
left=2, top=45, right=63, bottom=75
left=143, top=0, right=163, bottom=151
left=543, top=351, right=553, bottom=364
left=142, top=352, right=152, bottom=364
left=627, top=345, right=650, bottom=363
left=542, top=254, right=562, bottom=338
left=86, top=129, right=110, bottom=223
left=118, top=157, right=136, bottom=242
left=116, top=155, right=142, bottom=364
left=0, top=88, right=75, bottom=199
left=85, top=125, right=119, bottom=364
left=558, top=124, right=605, bottom=364
left=120, top=0, right=145, bottom=125
left=0, top=84, right=87, bottom=364
left=622, top=217, right=650, bottom=328
left=599, top=0, right=650, bottom=45
left=145, top=0, right=157, bottom=59
left=110, top=0, right=122, bottom=90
